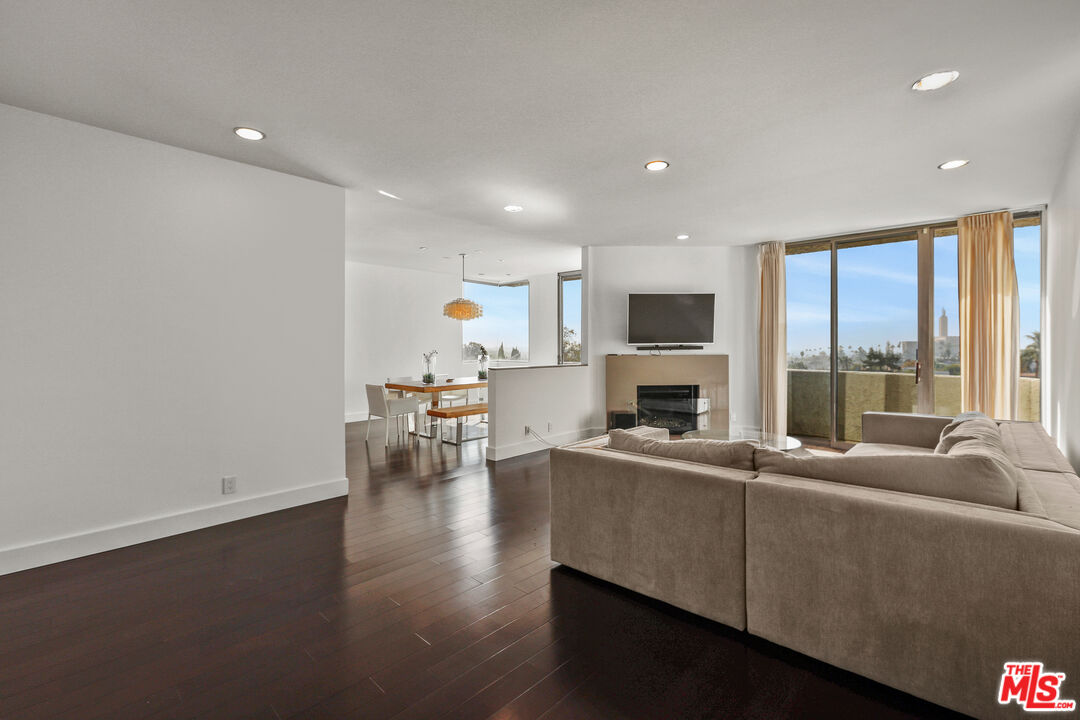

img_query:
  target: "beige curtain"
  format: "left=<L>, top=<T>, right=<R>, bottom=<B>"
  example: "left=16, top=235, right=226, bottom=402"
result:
left=957, top=211, right=1019, bottom=419
left=759, top=241, right=787, bottom=437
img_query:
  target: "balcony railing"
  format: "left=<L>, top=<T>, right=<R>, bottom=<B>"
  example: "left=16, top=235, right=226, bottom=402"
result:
left=787, top=369, right=1041, bottom=443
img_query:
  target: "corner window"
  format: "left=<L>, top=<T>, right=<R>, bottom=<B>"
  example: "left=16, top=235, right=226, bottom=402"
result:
left=462, top=280, right=529, bottom=363
left=558, top=271, right=582, bottom=364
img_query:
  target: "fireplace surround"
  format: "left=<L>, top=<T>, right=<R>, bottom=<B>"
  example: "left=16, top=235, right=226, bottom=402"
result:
left=605, top=354, right=729, bottom=434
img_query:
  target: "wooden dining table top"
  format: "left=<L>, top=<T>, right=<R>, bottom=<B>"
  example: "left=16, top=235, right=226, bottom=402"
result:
left=384, top=376, right=487, bottom=393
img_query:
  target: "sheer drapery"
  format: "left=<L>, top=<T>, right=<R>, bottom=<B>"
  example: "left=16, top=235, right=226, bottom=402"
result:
left=759, top=241, right=787, bottom=436
left=957, top=211, right=1019, bottom=419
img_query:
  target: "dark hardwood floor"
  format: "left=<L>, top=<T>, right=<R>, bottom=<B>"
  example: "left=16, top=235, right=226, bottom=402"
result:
left=0, top=424, right=964, bottom=719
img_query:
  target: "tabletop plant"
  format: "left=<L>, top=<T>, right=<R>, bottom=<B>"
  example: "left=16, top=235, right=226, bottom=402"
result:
left=422, top=349, right=438, bottom=384
left=477, top=345, right=489, bottom=379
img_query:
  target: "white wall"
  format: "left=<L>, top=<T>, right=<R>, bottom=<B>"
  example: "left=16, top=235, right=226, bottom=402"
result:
left=585, top=245, right=761, bottom=430
left=0, top=103, right=347, bottom=575
left=487, top=365, right=599, bottom=460
left=526, top=272, right=559, bottom=366
left=1046, top=123, right=1080, bottom=467
left=345, top=262, right=464, bottom=420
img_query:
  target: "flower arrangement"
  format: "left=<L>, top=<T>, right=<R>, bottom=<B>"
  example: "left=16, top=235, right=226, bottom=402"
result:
left=422, top=349, right=438, bottom=384
left=477, top=345, right=489, bottom=379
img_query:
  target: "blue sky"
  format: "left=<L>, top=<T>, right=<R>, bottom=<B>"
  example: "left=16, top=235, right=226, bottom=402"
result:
left=562, top=277, right=582, bottom=341
left=786, top=224, right=1041, bottom=356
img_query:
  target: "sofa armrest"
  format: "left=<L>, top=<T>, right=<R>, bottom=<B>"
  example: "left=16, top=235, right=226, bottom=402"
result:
left=861, top=411, right=951, bottom=448
left=746, top=473, right=1080, bottom=719
left=549, top=446, right=753, bottom=629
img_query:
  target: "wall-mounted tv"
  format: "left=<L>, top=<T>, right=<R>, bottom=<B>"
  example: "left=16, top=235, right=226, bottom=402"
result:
left=627, top=293, right=715, bottom=345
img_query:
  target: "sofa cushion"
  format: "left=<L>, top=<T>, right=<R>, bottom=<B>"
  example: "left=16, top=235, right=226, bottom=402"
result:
left=607, top=426, right=670, bottom=451
left=753, top=449, right=1018, bottom=509
left=1021, top=469, right=1080, bottom=530
left=609, top=430, right=756, bottom=471
left=845, top=443, right=934, bottom=457
left=934, top=416, right=1000, bottom=454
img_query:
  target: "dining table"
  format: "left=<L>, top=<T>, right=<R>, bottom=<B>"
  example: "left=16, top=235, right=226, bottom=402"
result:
left=384, top=376, right=487, bottom=439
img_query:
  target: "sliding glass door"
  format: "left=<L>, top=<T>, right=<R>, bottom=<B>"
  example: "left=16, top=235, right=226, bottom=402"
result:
left=786, top=211, right=1042, bottom=447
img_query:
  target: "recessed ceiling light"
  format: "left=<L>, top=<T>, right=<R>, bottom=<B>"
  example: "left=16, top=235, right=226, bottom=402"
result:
left=676, top=234, right=690, bottom=240
left=644, top=160, right=669, bottom=171
left=377, top=190, right=401, bottom=200
left=938, top=159, right=969, bottom=170
left=233, top=127, right=265, bottom=141
left=418, top=246, right=428, bottom=251
left=478, top=272, right=485, bottom=276
left=912, top=70, right=960, bottom=92
left=503, top=205, right=524, bottom=213
left=505, top=273, right=511, bottom=276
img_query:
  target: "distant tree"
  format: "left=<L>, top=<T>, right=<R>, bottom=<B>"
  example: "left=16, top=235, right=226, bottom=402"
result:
left=497, top=342, right=506, bottom=360
left=561, top=327, right=581, bottom=362
left=837, top=345, right=853, bottom=371
left=863, top=346, right=902, bottom=372
left=510, top=347, right=521, bottom=360
left=462, top=341, right=485, bottom=360
left=1021, top=331, right=1040, bottom=376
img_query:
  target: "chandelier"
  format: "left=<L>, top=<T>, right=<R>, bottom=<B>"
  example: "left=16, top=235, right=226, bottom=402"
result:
left=443, top=253, right=483, bottom=321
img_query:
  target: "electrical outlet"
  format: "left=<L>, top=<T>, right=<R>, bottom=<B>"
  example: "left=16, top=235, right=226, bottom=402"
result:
left=524, top=425, right=531, bottom=437
left=222, top=476, right=237, bottom=495
left=547, top=422, right=552, bottom=432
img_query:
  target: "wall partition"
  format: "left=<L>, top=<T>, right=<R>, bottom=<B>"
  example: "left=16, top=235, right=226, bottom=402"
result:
left=785, top=210, right=1042, bottom=448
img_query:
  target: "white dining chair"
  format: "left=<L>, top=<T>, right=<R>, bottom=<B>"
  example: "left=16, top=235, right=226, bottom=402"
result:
left=435, top=374, right=468, bottom=408
left=387, top=376, right=434, bottom=433
left=365, top=384, right=420, bottom=447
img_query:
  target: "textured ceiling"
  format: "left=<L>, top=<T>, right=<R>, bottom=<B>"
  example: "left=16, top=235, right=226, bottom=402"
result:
left=3, top=0, right=1079, bottom=279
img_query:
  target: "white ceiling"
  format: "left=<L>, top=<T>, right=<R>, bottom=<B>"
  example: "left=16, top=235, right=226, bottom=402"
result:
left=3, top=1, right=1080, bottom=280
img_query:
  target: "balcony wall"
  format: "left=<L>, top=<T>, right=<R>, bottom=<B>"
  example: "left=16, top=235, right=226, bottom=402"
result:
left=788, top=370, right=1040, bottom=442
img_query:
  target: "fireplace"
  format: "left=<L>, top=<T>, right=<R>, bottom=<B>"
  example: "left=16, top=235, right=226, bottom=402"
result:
left=636, top=384, right=707, bottom=435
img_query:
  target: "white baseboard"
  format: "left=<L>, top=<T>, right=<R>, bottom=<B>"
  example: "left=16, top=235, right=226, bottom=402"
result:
left=345, top=411, right=369, bottom=423
left=487, top=427, right=606, bottom=461
left=0, top=477, right=349, bottom=577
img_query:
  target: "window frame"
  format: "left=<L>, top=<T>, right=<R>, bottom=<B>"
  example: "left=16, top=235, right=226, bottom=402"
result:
left=557, top=270, right=583, bottom=365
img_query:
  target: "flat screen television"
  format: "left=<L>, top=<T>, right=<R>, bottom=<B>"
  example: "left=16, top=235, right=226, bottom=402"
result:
left=627, top=293, right=715, bottom=345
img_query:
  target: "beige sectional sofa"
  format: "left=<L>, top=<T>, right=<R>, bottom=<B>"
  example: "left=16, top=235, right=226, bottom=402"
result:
left=549, top=413, right=1080, bottom=719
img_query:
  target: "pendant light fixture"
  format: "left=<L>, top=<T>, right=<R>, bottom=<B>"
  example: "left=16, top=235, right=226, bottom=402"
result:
left=443, top=253, right=483, bottom=321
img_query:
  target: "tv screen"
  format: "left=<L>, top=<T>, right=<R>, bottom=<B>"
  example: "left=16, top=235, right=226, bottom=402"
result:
left=627, top=293, right=715, bottom=345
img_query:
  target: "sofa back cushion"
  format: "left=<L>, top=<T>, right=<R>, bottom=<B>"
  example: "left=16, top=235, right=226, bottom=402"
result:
left=935, top=415, right=999, bottom=454
left=607, top=426, right=669, bottom=448
left=608, top=429, right=756, bottom=471
left=753, top=449, right=1019, bottom=509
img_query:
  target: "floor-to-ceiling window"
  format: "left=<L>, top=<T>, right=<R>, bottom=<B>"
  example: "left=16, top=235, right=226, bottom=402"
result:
left=785, top=242, right=832, bottom=443
left=835, top=232, right=919, bottom=442
left=786, top=210, right=1042, bottom=447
